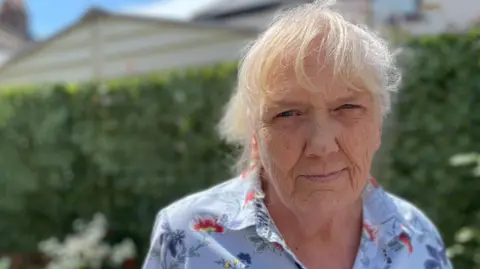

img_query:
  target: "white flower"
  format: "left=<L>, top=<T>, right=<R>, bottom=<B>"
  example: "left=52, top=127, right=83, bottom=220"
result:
left=0, top=257, right=11, bottom=269
left=450, top=153, right=480, bottom=177
left=473, top=165, right=480, bottom=177
left=46, top=257, right=81, bottom=269
left=110, top=238, right=137, bottom=266
left=450, top=153, right=480, bottom=166
left=39, top=213, right=111, bottom=269
left=455, top=227, right=476, bottom=243
left=38, top=237, right=62, bottom=257
left=39, top=212, right=137, bottom=269
left=84, top=243, right=111, bottom=269
left=446, top=244, right=465, bottom=258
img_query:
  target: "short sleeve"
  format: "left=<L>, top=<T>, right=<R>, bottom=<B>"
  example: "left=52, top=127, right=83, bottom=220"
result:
left=142, top=210, right=171, bottom=269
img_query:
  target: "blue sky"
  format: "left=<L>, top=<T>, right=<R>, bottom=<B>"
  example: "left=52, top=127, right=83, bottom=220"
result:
left=27, top=0, right=219, bottom=40
left=25, top=0, right=417, bottom=40
left=28, top=0, right=157, bottom=39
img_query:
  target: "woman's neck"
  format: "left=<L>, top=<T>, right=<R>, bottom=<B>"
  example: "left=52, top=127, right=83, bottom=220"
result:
left=267, top=192, right=363, bottom=245
left=263, top=181, right=363, bottom=267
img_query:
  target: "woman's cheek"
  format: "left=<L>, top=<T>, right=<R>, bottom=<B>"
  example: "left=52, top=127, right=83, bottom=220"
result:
left=340, top=120, right=378, bottom=172
left=262, top=120, right=305, bottom=167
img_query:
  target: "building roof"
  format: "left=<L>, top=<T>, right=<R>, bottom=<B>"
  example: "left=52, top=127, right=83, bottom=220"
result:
left=193, top=0, right=283, bottom=20
left=0, top=7, right=258, bottom=72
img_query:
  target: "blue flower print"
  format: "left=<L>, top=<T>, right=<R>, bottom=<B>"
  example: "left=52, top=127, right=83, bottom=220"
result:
left=142, top=171, right=454, bottom=269
left=236, top=253, right=252, bottom=266
left=424, top=243, right=448, bottom=269
left=215, top=252, right=252, bottom=268
left=158, top=228, right=186, bottom=258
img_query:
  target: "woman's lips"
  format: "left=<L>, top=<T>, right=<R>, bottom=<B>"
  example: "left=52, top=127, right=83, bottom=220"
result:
left=301, top=168, right=346, bottom=183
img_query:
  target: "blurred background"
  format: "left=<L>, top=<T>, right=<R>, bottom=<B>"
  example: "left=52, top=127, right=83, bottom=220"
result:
left=0, top=0, right=478, bottom=268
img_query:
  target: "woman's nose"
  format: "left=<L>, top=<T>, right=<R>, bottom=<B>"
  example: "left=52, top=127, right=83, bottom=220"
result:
left=304, top=117, right=339, bottom=158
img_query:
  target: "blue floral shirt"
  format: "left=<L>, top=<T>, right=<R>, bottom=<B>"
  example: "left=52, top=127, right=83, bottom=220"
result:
left=142, top=166, right=453, bottom=269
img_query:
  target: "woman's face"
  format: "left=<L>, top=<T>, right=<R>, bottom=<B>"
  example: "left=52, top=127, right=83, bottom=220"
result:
left=255, top=65, right=382, bottom=216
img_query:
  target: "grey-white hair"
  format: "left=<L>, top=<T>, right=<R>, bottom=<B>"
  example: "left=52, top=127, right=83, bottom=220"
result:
left=217, top=0, right=401, bottom=173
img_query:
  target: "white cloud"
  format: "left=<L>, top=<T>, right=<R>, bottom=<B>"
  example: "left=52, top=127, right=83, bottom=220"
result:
left=120, top=0, right=220, bottom=20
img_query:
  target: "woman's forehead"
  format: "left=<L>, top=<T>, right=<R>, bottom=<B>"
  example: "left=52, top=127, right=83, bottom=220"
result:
left=262, top=82, right=367, bottom=107
left=263, top=51, right=373, bottom=103
left=265, top=67, right=360, bottom=100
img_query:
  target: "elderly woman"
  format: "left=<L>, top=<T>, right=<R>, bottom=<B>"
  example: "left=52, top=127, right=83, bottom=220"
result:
left=143, top=1, right=452, bottom=268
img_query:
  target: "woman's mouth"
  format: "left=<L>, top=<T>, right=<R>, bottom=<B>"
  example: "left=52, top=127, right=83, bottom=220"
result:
left=301, top=168, right=346, bottom=183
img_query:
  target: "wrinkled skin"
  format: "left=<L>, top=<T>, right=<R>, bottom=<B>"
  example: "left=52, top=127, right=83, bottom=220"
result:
left=253, top=60, right=382, bottom=232
left=252, top=64, right=382, bottom=267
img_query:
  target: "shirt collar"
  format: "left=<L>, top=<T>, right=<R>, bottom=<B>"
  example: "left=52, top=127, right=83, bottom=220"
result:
left=217, top=164, right=260, bottom=230
left=219, top=165, right=414, bottom=245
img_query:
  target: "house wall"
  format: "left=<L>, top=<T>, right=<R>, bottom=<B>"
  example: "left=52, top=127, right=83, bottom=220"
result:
left=377, top=0, right=480, bottom=35
left=335, top=0, right=370, bottom=25
left=214, top=9, right=279, bottom=30
left=212, top=0, right=369, bottom=30
left=408, top=0, right=480, bottom=35
left=0, top=17, right=255, bottom=85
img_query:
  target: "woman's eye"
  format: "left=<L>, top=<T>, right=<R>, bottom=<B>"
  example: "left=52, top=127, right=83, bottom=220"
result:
left=337, top=104, right=361, bottom=110
left=276, top=110, right=300, bottom=118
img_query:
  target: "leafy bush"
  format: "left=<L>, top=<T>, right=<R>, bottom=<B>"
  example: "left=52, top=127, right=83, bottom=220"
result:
left=377, top=29, right=480, bottom=269
left=0, top=63, right=238, bottom=259
left=444, top=153, right=480, bottom=268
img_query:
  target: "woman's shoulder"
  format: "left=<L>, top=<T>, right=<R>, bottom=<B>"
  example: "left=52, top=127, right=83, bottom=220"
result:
left=387, top=193, right=441, bottom=235
left=143, top=176, right=250, bottom=268
left=385, top=193, right=453, bottom=267
left=154, top=175, right=248, bottom=229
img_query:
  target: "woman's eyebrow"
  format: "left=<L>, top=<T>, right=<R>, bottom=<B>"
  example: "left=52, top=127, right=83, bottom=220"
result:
left=267, top=100, right=306, bottom=108
left=330, top=92, right=363, bottom=104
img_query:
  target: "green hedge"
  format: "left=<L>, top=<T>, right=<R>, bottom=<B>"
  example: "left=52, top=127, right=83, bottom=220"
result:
left=0, top=63, right=238, bottom=258
left=377, top=29, right=480, bottom=268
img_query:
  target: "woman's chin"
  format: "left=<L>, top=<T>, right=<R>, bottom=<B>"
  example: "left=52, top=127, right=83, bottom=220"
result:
left=293, top=195, right=340, bottom=216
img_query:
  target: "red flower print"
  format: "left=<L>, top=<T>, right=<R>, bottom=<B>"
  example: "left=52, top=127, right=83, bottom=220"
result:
left=271, top=242, right=284, bottom=252
left=243, top=191, right=256, bottom=207
left=192, top=216, right=224, bottom=233
left=399, top=232, right=413, bottom=253
left=362, top=222, right=377, bottom=242
left=370, top=177, right=379, bottom=188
